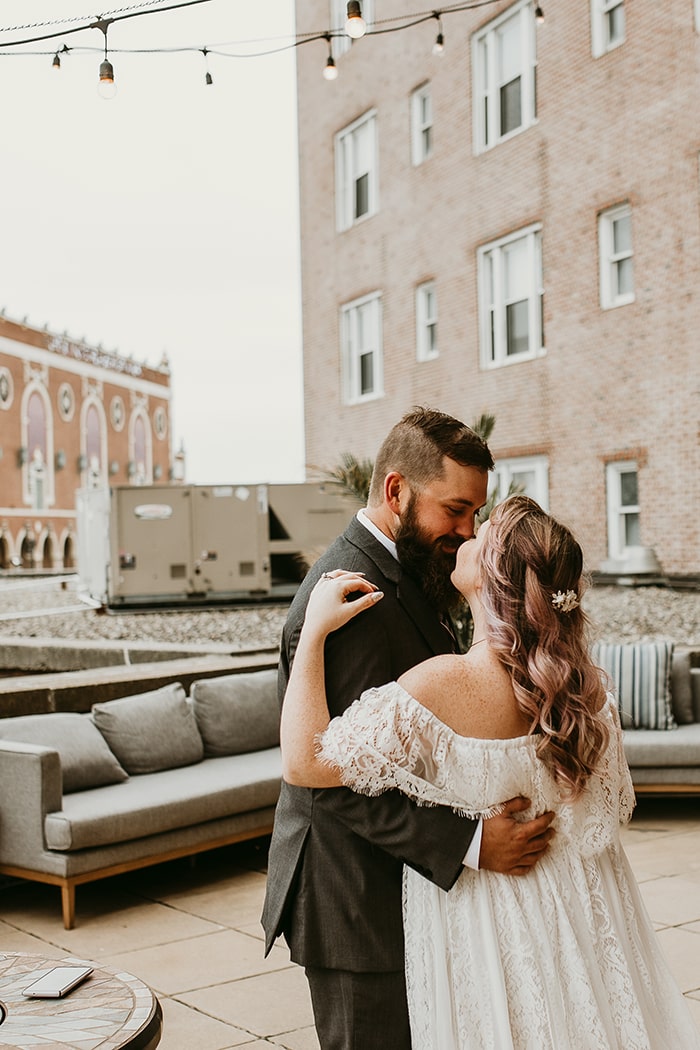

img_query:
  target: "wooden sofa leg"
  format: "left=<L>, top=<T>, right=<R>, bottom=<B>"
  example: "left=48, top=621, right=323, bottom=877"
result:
left=61, top=883, right=76, bottom=930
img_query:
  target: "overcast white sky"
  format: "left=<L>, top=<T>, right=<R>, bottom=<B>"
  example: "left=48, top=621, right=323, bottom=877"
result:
left=0, top=0, right=306, bottom=485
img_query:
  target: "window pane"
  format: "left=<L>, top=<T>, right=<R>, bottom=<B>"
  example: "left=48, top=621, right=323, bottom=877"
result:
left=355, top=173, right=369, bottom=218
left=504, top=238, right=528, bottom=300
left=497, top=17, right=521, bottom=83
left=624, top=512, right=640, bottom=547
left=354, top=121, right=370, bottom=170
left=612, top=214, right=631, bottom=253
left=509, top=470, right=535, bottom=495
left=422, top=126, right=432, bottom=156
left=500, top=77, right=522, bottom=135
left=506, top=300, right=529, bottom=356
left=620, top=470, right=638, bottom=506
left=428, top=322, right=437, bottom=353
left=360, top=351, right=374, bottom=394
left=607, top=5, right=625, bottom=45
left=615, top=257, right=633, bottom=296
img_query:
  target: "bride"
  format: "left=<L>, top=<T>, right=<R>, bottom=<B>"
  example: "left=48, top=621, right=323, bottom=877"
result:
left=280, top=495, right=700, bottom=1050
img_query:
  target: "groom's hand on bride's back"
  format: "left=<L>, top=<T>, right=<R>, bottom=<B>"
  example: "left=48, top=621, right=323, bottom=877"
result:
left=479, top=797, right=555, bottom=876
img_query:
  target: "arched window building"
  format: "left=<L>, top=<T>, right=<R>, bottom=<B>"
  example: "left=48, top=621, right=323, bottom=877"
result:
left=0, top=315, right=173, bottom=572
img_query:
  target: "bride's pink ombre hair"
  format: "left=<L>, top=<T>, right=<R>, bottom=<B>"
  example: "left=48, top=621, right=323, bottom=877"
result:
left=479, top=495, right=608, bottom=798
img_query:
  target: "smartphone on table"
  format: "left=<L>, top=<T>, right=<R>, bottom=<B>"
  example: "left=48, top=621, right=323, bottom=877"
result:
left=22, top=964, right=94, bottom=998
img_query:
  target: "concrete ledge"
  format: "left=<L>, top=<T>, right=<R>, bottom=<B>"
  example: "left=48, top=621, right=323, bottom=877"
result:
left=0, top=636, right=265, bottom=673
left=0, top=652, right=279, bottom=716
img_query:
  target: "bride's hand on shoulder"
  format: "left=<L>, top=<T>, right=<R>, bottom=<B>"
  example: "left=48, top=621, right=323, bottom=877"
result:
left=304, top=570, right=383, bottom=638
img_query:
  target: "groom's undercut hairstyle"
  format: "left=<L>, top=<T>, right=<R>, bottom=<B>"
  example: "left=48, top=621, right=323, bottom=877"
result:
left=368, top=406, right=494, bottom=506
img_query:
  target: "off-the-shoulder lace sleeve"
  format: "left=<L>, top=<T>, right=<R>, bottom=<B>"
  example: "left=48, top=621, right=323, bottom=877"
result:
left=318, top=685, right=637, bottom=847
left=317, top=682, right=507, bottom=818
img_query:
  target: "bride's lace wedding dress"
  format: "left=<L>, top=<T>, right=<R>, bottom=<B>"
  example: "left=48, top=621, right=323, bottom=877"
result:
left=319, top=684, right=700, bottom=1050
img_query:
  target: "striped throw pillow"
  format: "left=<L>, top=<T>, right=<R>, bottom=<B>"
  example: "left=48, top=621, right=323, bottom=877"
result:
left=592, top=641, right=677, bottom=730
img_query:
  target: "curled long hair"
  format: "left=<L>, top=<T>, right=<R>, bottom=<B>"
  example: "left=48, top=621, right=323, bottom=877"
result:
left=479, top=495, right=608, bottom=798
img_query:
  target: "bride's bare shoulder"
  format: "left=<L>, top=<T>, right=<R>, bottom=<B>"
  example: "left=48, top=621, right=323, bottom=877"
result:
left=398, top=651, right=525, bottom=738
left=398, top=654, right=464, bottom=700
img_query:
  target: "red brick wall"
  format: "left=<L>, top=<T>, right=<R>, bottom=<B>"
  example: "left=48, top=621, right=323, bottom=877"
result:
left=295, top=0, right=700, bottom=575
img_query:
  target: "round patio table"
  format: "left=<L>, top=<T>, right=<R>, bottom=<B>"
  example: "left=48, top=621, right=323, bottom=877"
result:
left=0, top=953, right=162, bottom=1049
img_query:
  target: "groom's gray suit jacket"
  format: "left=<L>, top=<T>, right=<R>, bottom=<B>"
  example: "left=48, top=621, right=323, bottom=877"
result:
left=261, top=515, right=477, bottom=971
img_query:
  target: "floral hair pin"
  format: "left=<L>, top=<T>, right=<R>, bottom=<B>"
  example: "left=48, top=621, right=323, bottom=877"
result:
left=551, top=589, right=579, bottom=613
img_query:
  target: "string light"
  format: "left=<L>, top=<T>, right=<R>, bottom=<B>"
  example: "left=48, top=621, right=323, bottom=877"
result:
left=95, top=19, right=116, bottom=99
left=52, top=43, right=68, bottom=70
left=432, top=13, right=445, bottom=55
left=0, top=1, right=530, bottom=93
left=322, top=34, right=338, bottom=81
left=535, top=5, right=545, bottom=22
left=202, top=46, right=213, bottom=85
left=345, top=1, right=366, bottom=40
left=98, top=57, right=116, bottom=98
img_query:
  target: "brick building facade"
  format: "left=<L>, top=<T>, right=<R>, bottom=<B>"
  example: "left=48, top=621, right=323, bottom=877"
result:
left=295, top=0, right=700, bottom=576
left=0, top=315, right=172, bottom=570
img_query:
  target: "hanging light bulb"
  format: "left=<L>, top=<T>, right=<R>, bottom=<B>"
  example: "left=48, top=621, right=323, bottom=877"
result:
left=324, top=54, right=338, bottom=80
left=535, top=4, right=545, bottom=22
left=345, top=1, right=366, bottom=39
left=52, top=51, right=61, bottom=70
left=432, top=14, right=445, bottom=55
left=94, top=19, right=116, bottom=99
left=98, top=58, right=116, bottom=99
left=202, top=48, right=213, bottom=86
left=323, top=35, right=338, bottom=80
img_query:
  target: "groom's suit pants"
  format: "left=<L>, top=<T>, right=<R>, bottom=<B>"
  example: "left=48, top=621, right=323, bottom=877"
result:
left=305, top=966, right=412, bottom=1050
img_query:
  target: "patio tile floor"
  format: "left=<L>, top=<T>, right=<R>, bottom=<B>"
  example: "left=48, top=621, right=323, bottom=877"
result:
left=1, top=797, right=699, bottom=1048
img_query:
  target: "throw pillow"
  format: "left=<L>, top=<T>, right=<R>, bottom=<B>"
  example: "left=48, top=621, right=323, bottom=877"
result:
left=92, top=682, right=204, bottom=774
left=0, top=713, right=128, bottom=793
left=191, top=668, right=279, bottom=756
left=670, top=649, right=695, bottom=724
left=592, top=641, right=677, bottom=730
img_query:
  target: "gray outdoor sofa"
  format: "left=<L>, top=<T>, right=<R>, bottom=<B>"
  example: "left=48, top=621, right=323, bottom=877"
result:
left=0, top=642, right=698, bottom=930
left=594, top=642, right=700, bottom=792
left=0, top=668, right=281, bottom=928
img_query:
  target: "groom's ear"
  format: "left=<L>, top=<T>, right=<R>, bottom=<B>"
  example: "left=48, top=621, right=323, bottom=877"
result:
left=384, top=471, right=407, bottom=514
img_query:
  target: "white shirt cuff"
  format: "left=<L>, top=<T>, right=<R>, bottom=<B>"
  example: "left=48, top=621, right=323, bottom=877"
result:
left=463, top=818, right=483, bottom=870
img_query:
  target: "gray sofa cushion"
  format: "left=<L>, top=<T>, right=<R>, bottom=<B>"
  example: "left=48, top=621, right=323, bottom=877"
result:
left=191, top=669, right=279, bottom=756
left=92, top=683, right=203, bottom=774
left=0, top=713, right=127, bottom=793
left=623, top=723, right=700, bottom=767
left=44, top=749, right=281, bottom=850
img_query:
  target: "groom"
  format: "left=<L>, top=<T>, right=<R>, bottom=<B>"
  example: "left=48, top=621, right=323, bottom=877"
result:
left=262, top=407, right=555, bottom=1049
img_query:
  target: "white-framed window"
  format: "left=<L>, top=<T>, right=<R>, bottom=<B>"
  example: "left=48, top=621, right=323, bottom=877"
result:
left=329, top=0, right=374, bottom=58
left=599, top=203, right=634, bottom=309
left=411, top=83, right=433, bottom=165
left=341, top=292, right=383, bottom=404
left=336, top=110, right=378, bottom=232
left=478, top=223, right=543, bottom=367
left=696, top=0, right=700, bottom=32
left=591, top=0, right=625, bottom=57
left=472, top=0, right=537, bottom=153
left=490, top=455, right=549, bottom=510
left=416, top=281, right=438, bottom=360
left=606, top=460, right=640, bottom=559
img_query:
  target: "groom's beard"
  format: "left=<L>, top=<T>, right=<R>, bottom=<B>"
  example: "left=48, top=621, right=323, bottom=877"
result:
left=394, top=497, right=464, bottom=616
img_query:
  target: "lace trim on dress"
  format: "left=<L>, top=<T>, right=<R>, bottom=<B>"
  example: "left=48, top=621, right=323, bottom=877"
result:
left=318, top=683, right=635, bottom=846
